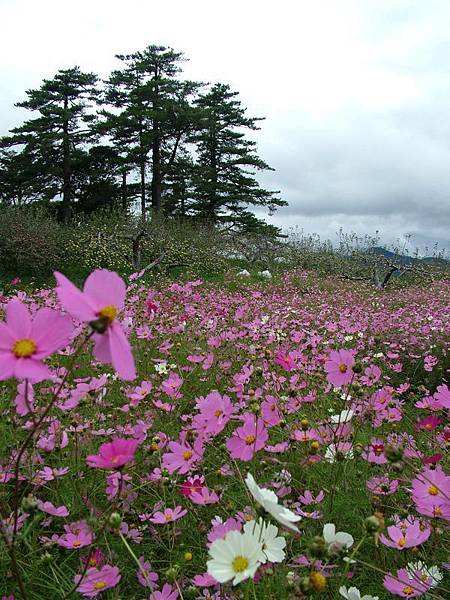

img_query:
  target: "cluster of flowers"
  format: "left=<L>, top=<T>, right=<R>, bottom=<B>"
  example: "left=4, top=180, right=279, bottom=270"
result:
left=0, top=268, right=449, bottom=599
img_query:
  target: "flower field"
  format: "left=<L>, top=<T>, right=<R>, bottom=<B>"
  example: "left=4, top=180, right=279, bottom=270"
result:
left=0, top=269, right=449, bottom=600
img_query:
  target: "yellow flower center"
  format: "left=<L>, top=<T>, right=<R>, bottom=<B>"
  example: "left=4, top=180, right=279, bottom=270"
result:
left=428, top=485, right=439, bottom=496
left=72, top=540, right=82, bottom=548
left=310, top=571, right=327, bottom=592
left=433, top=507, right=442, bottom=516
left=425, top=423, right=432, bottom=430
left=214, top=410, right=223, bottom=417
left=339, top=363, right=348, bottom=373
left=12, top=338, right=37, bottom=358
left=98, top=305, right=118, bottom=321
left=232, top=555, right=249, bottom=573
left=402, top=586, right=415, bottom=596
left=183, top=450, right=193, bottom=460
left=397, top=537, right=406, bottom=547
left=94, top=582, right=107, bottom=590
left=245, top=435, right=256, bottom=444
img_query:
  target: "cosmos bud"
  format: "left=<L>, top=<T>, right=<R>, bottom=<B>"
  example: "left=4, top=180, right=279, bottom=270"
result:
left=384, top=444, right=403, bottom=462
left=109, top=512, right=122, bottom=528
left=21, top=494, right=38, bottom=512
left=364, top=513, right=384, bottom=533
left=309, top=535, right=326, bottom=558
left=164, top=565, right=180, bottom=581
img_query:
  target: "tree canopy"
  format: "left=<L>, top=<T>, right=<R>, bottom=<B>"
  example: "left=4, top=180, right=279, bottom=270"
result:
left=0, top=45, right=285, bottom=230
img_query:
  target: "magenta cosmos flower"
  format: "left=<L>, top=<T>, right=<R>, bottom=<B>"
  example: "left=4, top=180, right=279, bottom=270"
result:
left=324, top=349, right=355, bottom=387
left=0, top=299, right=73, bottom=382
left=149, top=583, right=179, bottom=600
left=54, top=269, right=136, bottom=380
left=86, top=438, right=139, bottom=470
left=74, top=565, right=121, bottom=597
left=226, top=415, right=268, bottom=461
left=379, top=520, right=430, bottom=549
left=383, top=567, right=431, bottom=597
left=149, top=506, right=187, bottom=524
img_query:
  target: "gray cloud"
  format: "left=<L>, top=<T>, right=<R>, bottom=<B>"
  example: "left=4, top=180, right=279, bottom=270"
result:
left=1, top=0, right=450, bottom=253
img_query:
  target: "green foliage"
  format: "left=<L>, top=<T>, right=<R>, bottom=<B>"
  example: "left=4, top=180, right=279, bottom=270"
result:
left=0, top=207, right=62, bottom=277
left=0, top=45, right=282, bottom=225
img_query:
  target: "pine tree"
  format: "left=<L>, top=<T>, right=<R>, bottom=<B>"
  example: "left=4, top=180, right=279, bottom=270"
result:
left=101, top=45, right=202, bottom=219
left=190, top=83, right=285, bottom=223
left=0, top=147, right=57, bottom=206
left=1, top=67, right=99, bottom=220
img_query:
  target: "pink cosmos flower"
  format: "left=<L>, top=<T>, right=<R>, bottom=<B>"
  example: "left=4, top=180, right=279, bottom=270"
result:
left=128, top=381, right=152, bottom=405
left=360, top=364, right=381, bottom=386
left=434, top=384, right=450, bottom=409
left=86, top=438, right=139, bottom=470
left=160, top=372, right=183, bottom=399
left=411, top=466, right=450, bottom=519
left=37, top=500, right=69, bottom=517
left=298, top=490, right=325, bottom=505
left=180, top=475, right=205, bottom=498
left=161, top=433, right=204, bottom=475
left=149, top=583, right=179, bottom=600
left=207, top=517, right=241, bottom=545
left=189, top=487, right=221, bottom=505
left=226, top=415, right=268, bottom=461
left=367, top=475, right=399, bottom=495
left=274, top=351, right=297, bottom=371
left=149, top=506, right=187, bottom=524
left=415, top=415, right=442, bottom=432
left=81, top=548, right=106, bottom=569
left=383, top=568, right=431, bottom=597
left=14, top=381, right=35, bottom=416
left=54, top=269, right=136, bottom=380
left=193, top=391, right=235, bottom=434
left=136, top=556, right=159, bottom=589
left=57, top=530, right=93, bottom=550
left=74, top=565, right=121, bottom=597
left=0, top=299, right=73, bottom=382
left=260, top=396, right=282, bottom=426
left=380, top=521, right=431, bottom=549
left=324, top=349, right=355, bottom=387
left=362, top=439, right=387, bottom=464
left=411, top=466, right=450, bottom=504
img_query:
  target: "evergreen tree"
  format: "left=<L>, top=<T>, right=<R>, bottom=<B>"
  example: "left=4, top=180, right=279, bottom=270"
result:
left=1, top=67, right=99, bottom=220
left=0, top=147, right=57, bottom=206
left=190, top=83, right=285, bottom=223
left=101, top=45, right=202, bottom=219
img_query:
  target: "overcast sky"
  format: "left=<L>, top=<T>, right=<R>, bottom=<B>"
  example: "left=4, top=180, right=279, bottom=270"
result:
left=1, top=0, right=449, bottom=253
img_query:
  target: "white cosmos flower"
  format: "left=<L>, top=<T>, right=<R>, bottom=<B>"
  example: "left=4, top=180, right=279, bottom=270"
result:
left=243, top=518, right=286, bottom=564
left=207, top=529, right=264, bottom=586
left=323, top=523, right=354, bottom=551
left=324, top=444, right=354, bottom=463
left=406, top=562, right=443, bottom=589
left=339, top=586, right=379, bottom=600
left=330, top=409, right=354, bottom=424
left=245, top=474, right=301, bottom=532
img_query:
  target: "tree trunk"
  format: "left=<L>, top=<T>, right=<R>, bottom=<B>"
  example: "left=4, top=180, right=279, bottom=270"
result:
left=151, top=134, right=162, bottom=218
left=206, top=115, right=217, bottom=221
left=151, top=68, right=162, bottom=220
left=121, top=170, right=127, bottom=212
left=138, top=119, right=146, bottom=220
left=61, top=95, right=71, bottom=222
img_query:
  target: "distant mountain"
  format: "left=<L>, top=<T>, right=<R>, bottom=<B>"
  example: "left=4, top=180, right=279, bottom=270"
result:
left=368, top=247, right=448, bottom=268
